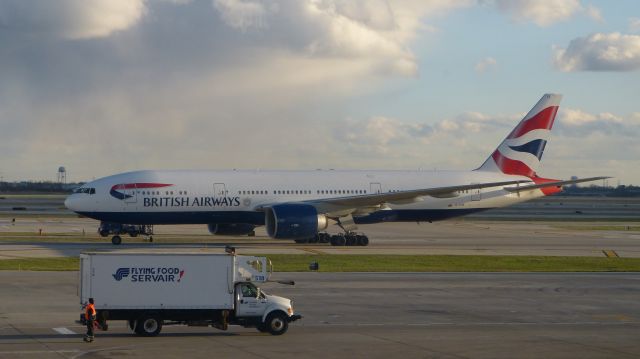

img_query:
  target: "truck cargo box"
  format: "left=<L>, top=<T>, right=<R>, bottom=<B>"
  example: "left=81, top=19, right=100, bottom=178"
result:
left=80, top=252, right=270, bottom=310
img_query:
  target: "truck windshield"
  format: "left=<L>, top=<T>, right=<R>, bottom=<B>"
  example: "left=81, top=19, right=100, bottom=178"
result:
left=241, top=283, right=258, bottom=298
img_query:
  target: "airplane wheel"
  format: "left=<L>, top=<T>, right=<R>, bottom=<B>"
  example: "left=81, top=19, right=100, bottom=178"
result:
left=356, top=235, right=369, bottom=246
left=308, top=235, right=319, bottom=244
left=330, top=235, right=346, bottom=246
left=111, top=235, right=122, bottom=245
left=294, top=238, right=309, bottom=244
left=318, top=233, right=329, bottom=244
left=345, top=234, right=357, bottom=246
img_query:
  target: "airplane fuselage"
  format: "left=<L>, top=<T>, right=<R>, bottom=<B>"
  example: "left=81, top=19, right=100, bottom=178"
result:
left=65, top=169, right=541, bottom=226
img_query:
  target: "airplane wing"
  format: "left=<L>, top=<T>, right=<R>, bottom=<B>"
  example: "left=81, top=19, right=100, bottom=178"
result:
left=256, top=176, right=608, bottom=217
left=503, top=176, right=610, bottom=193
left=256, top=180, right=530, bottom=215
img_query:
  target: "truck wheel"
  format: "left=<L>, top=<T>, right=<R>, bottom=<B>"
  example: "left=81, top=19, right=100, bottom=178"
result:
left=135, top=315, right=162, bottom=336
left=265, top=312, right=288, bottom=336
left=111, top=235, right=122, bottom=245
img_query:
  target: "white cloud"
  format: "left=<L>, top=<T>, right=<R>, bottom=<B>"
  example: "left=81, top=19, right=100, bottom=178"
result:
left=584, top=4, right=603, bottom=23
left=212, top=0, right=273, bottom=31
left=557, top=108, right=640, bottom=136
left=331, top=107, right=640, bottom=182
left=474, top=57, right=497, bottom=73
left=553, top=32, right=640, bottom=72
left=489, top=0, right=582, bottom=27
left=630, top=17, right=640, bottom=33
left=0, top=0, right=146, bottom=39
left=338, top=116, right=433, bottom=154
left=0, top=0, right=476, bottom=181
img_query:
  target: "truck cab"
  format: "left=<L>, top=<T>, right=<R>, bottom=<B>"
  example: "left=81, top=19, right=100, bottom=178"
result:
left=234, top=282, right=300, bottom=335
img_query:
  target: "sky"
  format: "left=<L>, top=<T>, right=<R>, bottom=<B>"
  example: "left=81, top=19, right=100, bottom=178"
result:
left=0, top=0, right=638, bottom=184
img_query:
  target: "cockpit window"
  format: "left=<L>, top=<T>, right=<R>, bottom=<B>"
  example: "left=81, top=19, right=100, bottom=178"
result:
left=72, top=187, right=96, bottom=195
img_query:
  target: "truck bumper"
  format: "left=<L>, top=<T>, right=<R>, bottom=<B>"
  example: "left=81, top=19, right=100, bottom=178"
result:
left=288, top=314, right=302, bottom=322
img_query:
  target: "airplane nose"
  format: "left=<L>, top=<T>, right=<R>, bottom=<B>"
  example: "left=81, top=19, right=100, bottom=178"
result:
left=64, top=196, right=77, bottom=211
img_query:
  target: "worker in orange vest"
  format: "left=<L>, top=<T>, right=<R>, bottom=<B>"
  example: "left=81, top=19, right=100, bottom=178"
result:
left=84, top=298, right=97, bottom=342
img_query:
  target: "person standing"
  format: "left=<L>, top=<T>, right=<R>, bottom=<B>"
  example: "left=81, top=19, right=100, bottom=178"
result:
left=84, top=298, right=96, bottom=342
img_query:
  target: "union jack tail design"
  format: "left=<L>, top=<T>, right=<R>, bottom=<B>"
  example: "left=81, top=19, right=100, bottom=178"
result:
left=477, top=94, right=562, bottom=195
left=477, top=94, right=562, bottom=177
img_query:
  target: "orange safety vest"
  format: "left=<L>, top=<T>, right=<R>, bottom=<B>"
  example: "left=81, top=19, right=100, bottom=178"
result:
left=85, top=303, right=96, bottom=320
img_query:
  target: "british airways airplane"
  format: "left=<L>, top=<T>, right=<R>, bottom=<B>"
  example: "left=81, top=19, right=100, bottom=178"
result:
left=65, top=94, right=605, bottom=245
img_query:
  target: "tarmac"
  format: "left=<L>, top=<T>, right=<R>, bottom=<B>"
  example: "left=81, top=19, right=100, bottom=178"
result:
left=1, top=219, right=640, bottom=258
left=1, top=195, right=639, bottom=357
left=0, top=271, right=639, bottom=358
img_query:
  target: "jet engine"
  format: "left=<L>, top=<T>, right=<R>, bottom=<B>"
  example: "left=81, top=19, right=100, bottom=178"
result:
left=207, top=223, right=256, bottom=236
left=265, top=204, right=328, bottom=239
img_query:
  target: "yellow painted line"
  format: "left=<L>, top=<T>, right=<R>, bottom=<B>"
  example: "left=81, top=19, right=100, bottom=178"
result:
left=602, top=250, right=619, bottom=258
left=301, top=248, right=326, bottom=255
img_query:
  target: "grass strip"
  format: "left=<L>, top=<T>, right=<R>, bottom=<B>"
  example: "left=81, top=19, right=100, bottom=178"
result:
left=265, top=254, right=640, bottom=272
left=2, top=255, right=640, bottom=272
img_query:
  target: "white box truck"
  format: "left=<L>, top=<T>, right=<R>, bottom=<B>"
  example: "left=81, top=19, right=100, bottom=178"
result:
left=79, top=252, right=301, bottom=336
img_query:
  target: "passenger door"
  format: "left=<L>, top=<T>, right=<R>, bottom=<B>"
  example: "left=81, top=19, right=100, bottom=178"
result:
left=213, top=183, right=227, bottom=198
left=470, top=184, right=481, bottom=201
left=370, top=182, right=382, bottom=194
left=124, top=185, right=137, bottom=204
left=235, top=283, right=268, bottom=318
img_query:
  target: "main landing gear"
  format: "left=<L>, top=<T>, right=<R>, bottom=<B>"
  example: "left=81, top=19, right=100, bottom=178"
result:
left=330, top=232, right=369, bottom=246
left=294, top=232, right=369, bottom=246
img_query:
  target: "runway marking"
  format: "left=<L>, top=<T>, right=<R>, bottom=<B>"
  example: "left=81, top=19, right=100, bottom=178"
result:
left=71, top=345, right=138, bottom=359
left=302, top=248, right=326, bottom=255
left=308, top=321, right=640, bottom=327
left=603, top=250, right=620, bottom=258
left=53, top=327, right=77, bottom=335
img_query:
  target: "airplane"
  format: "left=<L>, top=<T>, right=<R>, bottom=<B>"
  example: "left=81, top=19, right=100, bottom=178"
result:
left=65, top=94, right=606, bottom=245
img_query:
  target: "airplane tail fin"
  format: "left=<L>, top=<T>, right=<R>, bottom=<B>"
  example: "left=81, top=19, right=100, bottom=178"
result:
left=476, top=93, right=562, bottom=178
